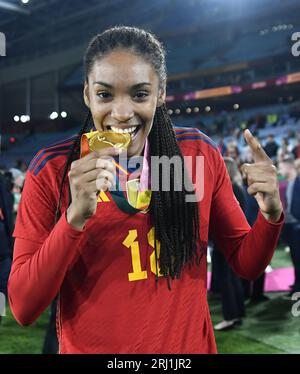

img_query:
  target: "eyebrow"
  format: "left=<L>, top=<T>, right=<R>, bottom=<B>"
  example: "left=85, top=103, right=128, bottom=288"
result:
left=93, top=81, right=152, bottom=89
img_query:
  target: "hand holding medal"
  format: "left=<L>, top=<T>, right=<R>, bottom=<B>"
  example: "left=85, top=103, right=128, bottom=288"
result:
left=66, top=130, right=131, bottom=230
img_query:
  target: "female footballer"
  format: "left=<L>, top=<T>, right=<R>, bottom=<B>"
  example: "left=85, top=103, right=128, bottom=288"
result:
left=8, top=26, right=284, bottom=353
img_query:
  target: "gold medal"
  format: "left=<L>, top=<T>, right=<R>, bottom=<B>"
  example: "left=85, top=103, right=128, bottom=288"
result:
left=81, top=130, right=131, bottom=157
left=89, top=131, right=131, bottom=151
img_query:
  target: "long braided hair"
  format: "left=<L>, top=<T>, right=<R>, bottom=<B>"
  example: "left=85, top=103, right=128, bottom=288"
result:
left=55, top=26, right=203, bottom=284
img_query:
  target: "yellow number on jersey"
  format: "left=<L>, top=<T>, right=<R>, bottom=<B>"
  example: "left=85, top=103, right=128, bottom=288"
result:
left=123, top=228, right=162, bottom=282
left=148, top=227, right=163, bottom=277
left=122, top=229, right=148, bottom=281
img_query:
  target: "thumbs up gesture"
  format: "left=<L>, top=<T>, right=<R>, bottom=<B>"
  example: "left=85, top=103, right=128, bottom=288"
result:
left=241, top=129, right=283, bottom=223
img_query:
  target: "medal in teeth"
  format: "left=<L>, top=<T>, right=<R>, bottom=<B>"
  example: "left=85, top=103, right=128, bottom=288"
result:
left=80, top=127, right=136, bottom=158
left=109, top=126, right=137, bottom=138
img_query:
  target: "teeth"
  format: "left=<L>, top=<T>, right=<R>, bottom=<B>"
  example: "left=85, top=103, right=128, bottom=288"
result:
left=110, top=126, right=137, bottom=134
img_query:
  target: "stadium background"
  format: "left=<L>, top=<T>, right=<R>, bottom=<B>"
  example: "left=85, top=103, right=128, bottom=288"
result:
left=0, top=0, right=300, bottom=353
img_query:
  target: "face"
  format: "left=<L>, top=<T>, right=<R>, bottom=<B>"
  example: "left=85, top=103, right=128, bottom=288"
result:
left=227, top=145, right=238, bottom=159
left=84, top=49, right=165, bottom=157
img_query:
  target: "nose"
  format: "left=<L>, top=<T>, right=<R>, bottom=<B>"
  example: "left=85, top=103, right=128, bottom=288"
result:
left=111, top=98, right=134, bottom=123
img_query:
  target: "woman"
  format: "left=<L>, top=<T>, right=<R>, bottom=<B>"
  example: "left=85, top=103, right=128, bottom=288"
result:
left=8, top=26, right=283, bottom=353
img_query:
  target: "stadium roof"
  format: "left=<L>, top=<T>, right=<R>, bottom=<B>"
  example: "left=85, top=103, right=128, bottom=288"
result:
left=1, top=0, right=300, bottom=67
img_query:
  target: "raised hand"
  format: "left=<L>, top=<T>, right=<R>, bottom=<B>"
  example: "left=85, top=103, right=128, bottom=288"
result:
left=241, top=129, right=283, bottom=223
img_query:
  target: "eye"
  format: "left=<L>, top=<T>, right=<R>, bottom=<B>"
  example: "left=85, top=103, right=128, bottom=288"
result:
left=134, top=91, right=149, bottom=100
left=96, top=92, right=111, bottom=99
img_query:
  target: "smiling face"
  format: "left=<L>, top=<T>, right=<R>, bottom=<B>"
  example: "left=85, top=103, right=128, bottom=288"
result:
left=84, top=49, right=165, bottom=157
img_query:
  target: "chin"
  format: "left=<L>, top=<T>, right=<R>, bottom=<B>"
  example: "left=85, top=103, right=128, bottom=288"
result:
left=128, top=131, right=148, bottom=157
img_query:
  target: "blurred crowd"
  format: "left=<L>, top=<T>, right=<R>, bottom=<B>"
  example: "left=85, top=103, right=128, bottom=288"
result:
left=212, top=116, right=300, bottom=330
left=0, top=160, right=27, bottom=302
left=198, top=103, right=300, bottom=139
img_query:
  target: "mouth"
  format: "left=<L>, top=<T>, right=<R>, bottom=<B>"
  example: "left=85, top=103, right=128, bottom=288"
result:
left=104, top=125, right=141, bottom=139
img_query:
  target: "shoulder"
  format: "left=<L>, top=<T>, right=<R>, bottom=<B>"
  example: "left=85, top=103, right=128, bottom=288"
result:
left=27, top=135, right=76, bottom=178
left=173, top=125, right=218, bottom=152
left=174, top=126, right=224, bottom=185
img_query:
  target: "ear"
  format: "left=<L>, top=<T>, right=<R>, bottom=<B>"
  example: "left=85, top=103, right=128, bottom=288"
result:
left=83, top=82, right=90, bottom=108
left=157, top=85, right=166, bottom=107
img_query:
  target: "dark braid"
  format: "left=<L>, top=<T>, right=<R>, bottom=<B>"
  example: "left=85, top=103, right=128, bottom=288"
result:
left=149, top=104, right=202, bottom=282
left=56, top=26, right=203, bottom=283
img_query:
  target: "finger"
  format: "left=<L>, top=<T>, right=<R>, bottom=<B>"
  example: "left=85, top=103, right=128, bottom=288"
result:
left=70, top=151, right=99, bottom=170
left=96, top=169, right=116, bottom=186
left=71, top=146, right=120, bottom=170
left=74, top=167, right=115, bottom=185
left=244, top=129, right=271, bottom=163
left=240, top=163, right=251, bottom=176
left=246, top=174, right=269, bottom=186
left=70, top=156, right=116, bottom=176
left=247, top=182, right=270, bottom=196
left=96, top=147, right=122, bottom=158
left=81, top=177, right=115, bottom=197
left=96, top=158, right=116, bottom=173
left=241, top=163, right=277, bottom=183
left=78, top=179, right=100, bottom=197
left=242, top=166, right=273, bottom=183
left=69, top=159, right=99, bottom=177
left=96, top=177, right=112, bottom=192
left=241, top=162, right=275, bottom=172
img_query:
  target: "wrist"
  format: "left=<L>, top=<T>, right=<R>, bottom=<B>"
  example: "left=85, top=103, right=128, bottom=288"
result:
left=260, top=206, right=283, bottom=223
left=66, top=205, right=87, bottom=231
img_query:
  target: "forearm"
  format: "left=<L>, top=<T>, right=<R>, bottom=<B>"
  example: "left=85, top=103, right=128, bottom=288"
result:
left=228, top=210, right=284, bottom=280
left=67, top=204, right=89, bottom=231
left=259, top=205, right=283, bottom=224
left=8, top=212, right=85, bottom=325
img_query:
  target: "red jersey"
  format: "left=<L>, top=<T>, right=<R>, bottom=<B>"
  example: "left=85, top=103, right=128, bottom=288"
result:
left=8, top=127, right=284, bottom=353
